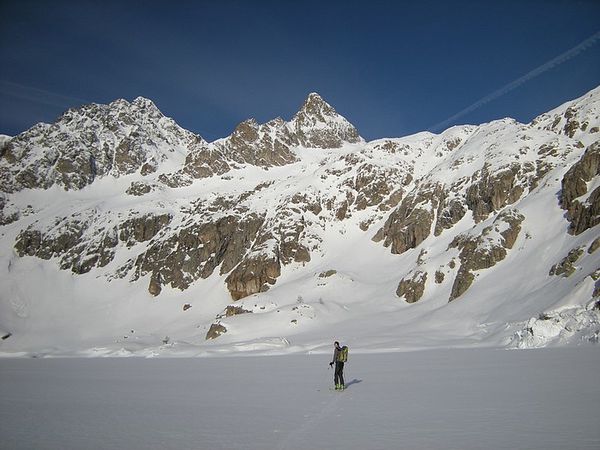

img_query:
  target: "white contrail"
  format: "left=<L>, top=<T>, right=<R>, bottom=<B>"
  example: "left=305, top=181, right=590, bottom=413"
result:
left=0, top=80, right=90, bottom=109
left=428, top=30, right=600, bottom=132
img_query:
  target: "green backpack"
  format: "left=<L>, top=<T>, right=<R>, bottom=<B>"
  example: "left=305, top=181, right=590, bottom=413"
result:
left=338, top=345, right=348, bottom=362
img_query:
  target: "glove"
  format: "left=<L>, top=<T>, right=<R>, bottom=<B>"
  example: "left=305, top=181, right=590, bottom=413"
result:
left=329, top=362, right=333, bottom=367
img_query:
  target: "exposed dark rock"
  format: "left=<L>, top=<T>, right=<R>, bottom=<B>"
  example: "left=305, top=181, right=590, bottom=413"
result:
left=561, top=142, right=600, bottom=209
left=157, top=171, right=193, bottom=188
left=148, top=274, right=162, bottom=296
left=15, top=211, right=174, bottom=276
left=140, top=160, right=157, bottom=176
left=126, top=181, right=154, bottom=196
left=132, top=214, right=265, bottom=294
left=278, top=218, right=312, bottom=264
left=449, top=268, right=475, bottom=301
left=183, top=303, right=192, bottom=311
left=219, top=305, right=252, bottom=317
left=225, top=253, right=281, bottom=301
left=449, top=209, right=525, bottom=301
left=374, top=183, right=442, bottom=254
left=435, top=270, right=445, bottom=284
left=290, top=193, right=322, bottom=216
left=181, top=93, right=361, bottom=180
left=183, top=143, right=231, bottom=179
left=205, top=323, right=227, bottom=340
left=353, top=163, right=400, bottom=211
left=215, top=118, right=298, bottom=168
left=396, top=270, right=428, bottom=303
left=319, top=269, right=337, bottom=278
left=465, top=163, right=524, bottom=223
left=565, top=186, right=600, bottom=235
left=15, top=218, right=93, bottom=271
left=273, top=199, right=322, bottom=269
left=0, top=98, right=199, bottom=192
left=335, top=200, right=349, bottom=221
left=290, top=93, right=361, bottom=148
left=592, top=271, right=600, bottom=298
left=549, top=247, right=585, bottom=277
left=0, top=195, right=20, bottom=225
left=434, top=195, right=466, bottom=236
left=119, top=214, right=172, bottom=248
left=560, top=142, right=600, bottom=235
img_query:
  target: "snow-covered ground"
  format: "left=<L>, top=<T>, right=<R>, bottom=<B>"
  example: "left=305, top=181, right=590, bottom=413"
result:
left=1, top=348, right=599, bottom=450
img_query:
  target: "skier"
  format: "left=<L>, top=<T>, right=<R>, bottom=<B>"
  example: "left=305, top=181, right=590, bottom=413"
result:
left=329, top=341, right=347, bottom=390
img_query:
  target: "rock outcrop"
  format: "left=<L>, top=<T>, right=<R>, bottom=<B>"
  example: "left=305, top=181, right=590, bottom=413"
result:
left=130, top=214, right=265, bottom=295
left=560, top=141, right=600, bottom=235
left=465, top=163, right=524, bottom=223
left=549, top=247, right=585, bottom=277
left=205, top=322, right=227, bottom=340
left=213, top=117, right=299, bottom=167
left=373, top=183, right=442, bottom=254
left=449, top=209, right=525, bottom=301
left=225, top=253, right=281, bottom=300
left=290, top=93, right=361, bottom=148
left=532, top=87, right=600, bottom=145
left=396, top=270, right=428, bottom=303
left=14, top=212, right=173, bottom=275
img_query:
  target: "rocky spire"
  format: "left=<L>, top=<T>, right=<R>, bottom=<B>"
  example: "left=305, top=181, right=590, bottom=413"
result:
left=297, top=92, right=337, bottom=119
left=290, top=92, right=362, bottom=148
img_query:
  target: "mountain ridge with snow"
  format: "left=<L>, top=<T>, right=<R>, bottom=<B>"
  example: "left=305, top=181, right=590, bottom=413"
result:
left=0, top=87, right=599, bottom=357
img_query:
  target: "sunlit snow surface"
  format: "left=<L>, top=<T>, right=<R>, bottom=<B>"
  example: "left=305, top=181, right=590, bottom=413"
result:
left=1, top=348, right=599, bottom=450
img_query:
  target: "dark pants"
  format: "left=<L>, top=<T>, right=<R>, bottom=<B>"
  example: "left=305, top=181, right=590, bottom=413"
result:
left=334, top=361, right=345, bottom=386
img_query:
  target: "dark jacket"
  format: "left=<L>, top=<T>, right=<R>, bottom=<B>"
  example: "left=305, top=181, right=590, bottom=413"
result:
left=331, top=346, right=341, bottom=364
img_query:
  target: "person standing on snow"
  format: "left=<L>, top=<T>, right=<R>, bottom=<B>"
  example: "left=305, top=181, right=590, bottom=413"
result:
left=329, top=341, right=347, bottom=390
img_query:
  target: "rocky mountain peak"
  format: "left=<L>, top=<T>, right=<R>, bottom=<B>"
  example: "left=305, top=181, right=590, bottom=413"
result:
left=232, top=118, right=260, bottom=137
left=290, top=92, right=362, bottom=148
left=131, top=96, right=159, bottom=110
left=297, top=92, right=336, bottom=118
left=0, top=96, right=197, bottom=192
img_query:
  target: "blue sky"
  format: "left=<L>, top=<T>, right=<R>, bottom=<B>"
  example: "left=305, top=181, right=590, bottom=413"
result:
left=1, top=0, right=599, bottom=141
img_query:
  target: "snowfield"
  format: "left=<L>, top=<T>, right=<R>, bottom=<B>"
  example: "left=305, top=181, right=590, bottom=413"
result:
left=1, top=348, right=599, bottom=450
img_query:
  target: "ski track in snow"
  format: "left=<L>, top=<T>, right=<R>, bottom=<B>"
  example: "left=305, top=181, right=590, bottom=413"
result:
left=277, top=389, right=343, bottom=450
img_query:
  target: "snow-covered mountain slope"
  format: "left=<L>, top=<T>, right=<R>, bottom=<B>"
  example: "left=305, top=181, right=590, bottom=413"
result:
left=0, top=87, right=598, bottom=357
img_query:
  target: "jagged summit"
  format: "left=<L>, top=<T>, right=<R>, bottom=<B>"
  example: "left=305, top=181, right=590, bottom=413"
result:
left=0, top=95, right=199, bottom=192
left=290, top=92, right=362, bottom=147
left=131, top=96, right=158, bottom=109
left=186, top=92, right=364, bottom=179
left=297, top=92, right=336, bottom=117
left=0, top=91, right=366, bottom=193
